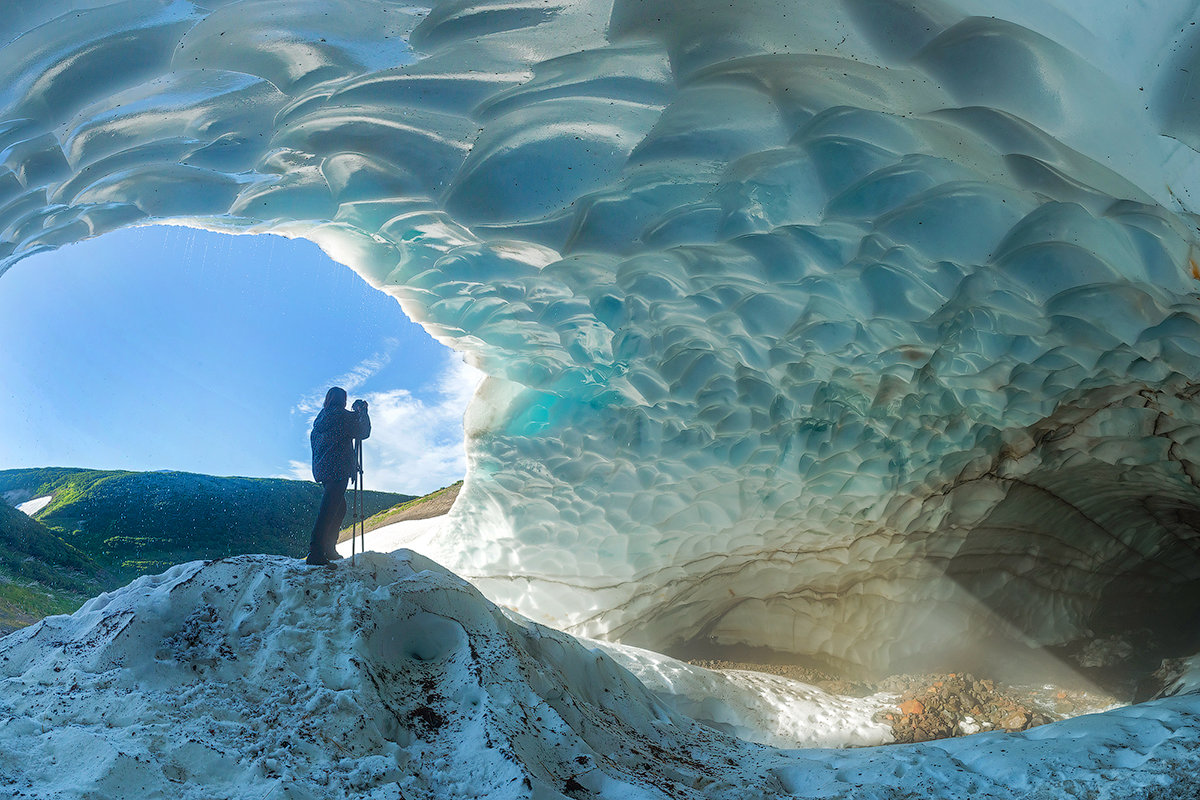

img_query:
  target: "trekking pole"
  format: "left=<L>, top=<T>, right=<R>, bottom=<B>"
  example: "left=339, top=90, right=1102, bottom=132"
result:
left=350, top=441, right=360, bottom=566
left=351, top=438, right=361, bottom=567
left=355, top=437, right=365, bottom=565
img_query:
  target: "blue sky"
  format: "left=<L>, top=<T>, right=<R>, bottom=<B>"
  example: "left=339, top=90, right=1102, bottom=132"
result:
left=0, top=226, right=476, bottom=495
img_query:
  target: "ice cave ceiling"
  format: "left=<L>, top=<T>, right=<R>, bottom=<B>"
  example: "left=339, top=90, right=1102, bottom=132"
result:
left=4, top=0, right=1200, bottom=677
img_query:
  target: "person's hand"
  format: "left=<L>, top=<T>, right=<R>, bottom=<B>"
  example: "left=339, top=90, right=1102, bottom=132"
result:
left=353, top=399, right=368, bottom=411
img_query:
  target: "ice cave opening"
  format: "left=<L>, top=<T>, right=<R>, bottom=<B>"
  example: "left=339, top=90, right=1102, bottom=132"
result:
left=3, top=0, right=1200, bottom=727
left=0, top=224, right=470, bottom=496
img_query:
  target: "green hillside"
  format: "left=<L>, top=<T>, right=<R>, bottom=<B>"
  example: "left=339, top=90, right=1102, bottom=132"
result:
left=0, top=468, right=413, bottom=580
left=0, top=501, right=105, bottom=633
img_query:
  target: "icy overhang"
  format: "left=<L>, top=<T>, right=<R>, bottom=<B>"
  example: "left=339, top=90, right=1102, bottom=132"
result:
left=2, top=0, right=1200, bottom=679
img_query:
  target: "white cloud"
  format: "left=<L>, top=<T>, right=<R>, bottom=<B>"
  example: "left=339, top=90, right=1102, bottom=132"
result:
left=287, top=354, right=482, bottom=496
left=293, top=340, right=398, bottom=415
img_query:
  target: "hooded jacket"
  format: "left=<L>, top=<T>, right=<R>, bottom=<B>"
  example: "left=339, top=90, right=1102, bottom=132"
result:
left=310, top=405, right=371, bottom=483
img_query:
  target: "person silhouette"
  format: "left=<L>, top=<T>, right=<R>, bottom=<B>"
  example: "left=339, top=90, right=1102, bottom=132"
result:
left=306, top=386, right=371, bottom=565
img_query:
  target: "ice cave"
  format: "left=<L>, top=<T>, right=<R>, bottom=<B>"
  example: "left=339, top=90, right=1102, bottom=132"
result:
left=3, top=0, right=1200, bottom=797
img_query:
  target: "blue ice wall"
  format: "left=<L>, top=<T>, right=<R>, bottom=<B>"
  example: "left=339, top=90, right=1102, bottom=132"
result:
left=4, top=0, right=1200, bottom=672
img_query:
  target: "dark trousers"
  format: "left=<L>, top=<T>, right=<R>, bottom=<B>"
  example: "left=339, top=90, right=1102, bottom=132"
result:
left=308, top=478, right=349, bottom=560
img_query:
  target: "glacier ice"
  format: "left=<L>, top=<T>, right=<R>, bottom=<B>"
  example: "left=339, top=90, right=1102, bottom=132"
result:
left=3, top=0, right=1200, bottom=678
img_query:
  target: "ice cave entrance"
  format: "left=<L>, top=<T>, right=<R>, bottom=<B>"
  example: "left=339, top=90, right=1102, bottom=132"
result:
left=2, top=221, right=1197, bottom=710
left=0, top=225, right=470, bottom=498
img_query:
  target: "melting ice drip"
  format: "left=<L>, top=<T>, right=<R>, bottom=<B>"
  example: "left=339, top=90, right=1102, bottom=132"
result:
left=4, top=0, right=1200, bottom=675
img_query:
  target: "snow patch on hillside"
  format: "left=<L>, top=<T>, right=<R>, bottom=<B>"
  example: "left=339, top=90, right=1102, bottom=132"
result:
left=336, top=516, right=448, bottom=560
left=15, top=495, right=52, bottom=516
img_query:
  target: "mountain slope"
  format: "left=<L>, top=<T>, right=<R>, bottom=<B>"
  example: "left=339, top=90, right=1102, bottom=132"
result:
left=0, top=501, right=104, bottom=632
left=0, top=468, right=412, bottom=578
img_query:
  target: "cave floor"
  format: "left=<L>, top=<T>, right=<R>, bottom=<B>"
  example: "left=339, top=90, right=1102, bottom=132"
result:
left=686, top=659, right=1122, bottom=745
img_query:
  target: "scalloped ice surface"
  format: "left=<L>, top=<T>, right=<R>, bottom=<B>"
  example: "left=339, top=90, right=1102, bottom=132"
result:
left=4, top=0, right=1200, bottom=680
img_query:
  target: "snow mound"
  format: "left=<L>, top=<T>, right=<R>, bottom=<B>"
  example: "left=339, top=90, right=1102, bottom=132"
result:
left=346, top=519, right=899, bottom=750
left=2, top=553, right=1200, bottom=799
left=0, top=552, right=763, bottom=799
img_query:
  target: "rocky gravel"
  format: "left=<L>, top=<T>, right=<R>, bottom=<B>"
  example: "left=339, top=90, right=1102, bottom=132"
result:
left=877, top=672, right=1047, bottom=742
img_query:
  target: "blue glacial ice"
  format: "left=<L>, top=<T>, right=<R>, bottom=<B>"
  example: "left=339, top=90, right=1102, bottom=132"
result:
left=3, top=0, right=1200, bottom=678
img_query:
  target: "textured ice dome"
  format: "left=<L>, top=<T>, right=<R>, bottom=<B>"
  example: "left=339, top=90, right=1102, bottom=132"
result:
left=4, top=0, right=1200, bottom=677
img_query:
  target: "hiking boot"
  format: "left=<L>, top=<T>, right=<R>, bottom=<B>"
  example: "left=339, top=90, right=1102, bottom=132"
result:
left=305, top=553, right=330, bottom=566
left=325, top=550, right=344, bottom=562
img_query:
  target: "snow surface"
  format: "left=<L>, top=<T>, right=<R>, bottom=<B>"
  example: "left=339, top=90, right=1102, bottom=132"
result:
left=342, top=520, right=897, bottom=751
left=1, top=552, right=1198, bottom=799
left=15, top=496, right=51, bottom=516
left=1162, top=655, right=1200, bottom=698
left=585, top=639, right=896, bottom=750
left=337, top=517, right=448, bottom=564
